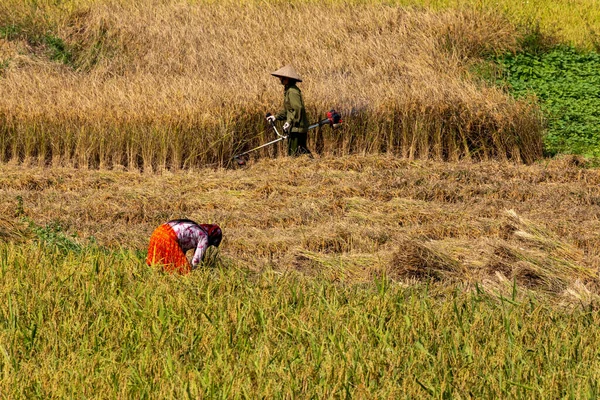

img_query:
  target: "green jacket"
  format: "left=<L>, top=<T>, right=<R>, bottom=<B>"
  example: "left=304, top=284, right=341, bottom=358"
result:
left=276, top=83, right=309, bottom=133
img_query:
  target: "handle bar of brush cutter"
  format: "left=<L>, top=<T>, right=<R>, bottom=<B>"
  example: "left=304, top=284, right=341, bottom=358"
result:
left=267, top=114, right=287, bottom=139
left=232, top=117, right=287, bottom=160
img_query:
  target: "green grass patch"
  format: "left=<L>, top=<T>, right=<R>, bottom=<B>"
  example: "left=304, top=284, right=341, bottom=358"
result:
left=26, top=219, right=83, bottom=253
left=0, top=59, right=9, bottom=76
left=0, top=23, right=73, bottom=66
left=0, top=24, right=22, bottom=40
left=495, top=46, right=600, bottom=157
left=43, top=34, right=73, bottom=65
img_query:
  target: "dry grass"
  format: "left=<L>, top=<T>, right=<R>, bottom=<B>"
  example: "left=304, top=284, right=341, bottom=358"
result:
left=1, top=155, right=599, bottom=302
left=0, top=216, right=30, bottom=243
left=397, top=0, right=600, bottom=49
left=0, top=1, right=543, bottom=169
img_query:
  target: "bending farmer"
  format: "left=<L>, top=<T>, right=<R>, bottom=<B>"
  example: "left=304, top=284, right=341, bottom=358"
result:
left=146, top=219, right=222, bottom=274
left=267, top=65, right=311, bottom=156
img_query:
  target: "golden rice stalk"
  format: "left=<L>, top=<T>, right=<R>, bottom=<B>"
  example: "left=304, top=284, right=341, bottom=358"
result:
left=390, top=238, right=464, bottom=281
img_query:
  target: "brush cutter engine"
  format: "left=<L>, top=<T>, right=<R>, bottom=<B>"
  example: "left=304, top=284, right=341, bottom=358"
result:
left=327, top=109, right=343, bottom=128
left=308, top=109, right=343, bottom=130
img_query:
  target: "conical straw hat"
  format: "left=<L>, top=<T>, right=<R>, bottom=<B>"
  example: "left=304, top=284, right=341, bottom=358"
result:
left=271, top=64, right=303, bottom=82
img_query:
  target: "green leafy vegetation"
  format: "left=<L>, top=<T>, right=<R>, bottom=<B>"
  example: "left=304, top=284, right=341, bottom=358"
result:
left=496, top=46, right=600, bottom=157
left=26, top=219, right=82, bottom=253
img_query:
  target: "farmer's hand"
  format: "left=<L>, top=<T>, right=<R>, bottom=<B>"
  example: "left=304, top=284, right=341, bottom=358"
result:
left=266, top=115, right=276, bottom=124
left=283, top=122, right=291, bottom=132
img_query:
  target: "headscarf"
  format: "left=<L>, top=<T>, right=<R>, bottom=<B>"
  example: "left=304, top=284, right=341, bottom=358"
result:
left=200, top=224, right=222, bottom=247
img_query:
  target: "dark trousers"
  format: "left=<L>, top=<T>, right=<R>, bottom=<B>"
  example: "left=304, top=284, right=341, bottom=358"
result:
left=288, top=131, right=312, bottom=157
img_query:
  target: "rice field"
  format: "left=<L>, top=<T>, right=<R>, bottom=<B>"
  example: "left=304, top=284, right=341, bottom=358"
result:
left=2, top=0, right=600, bottom=397
left=0, top=1, right=546, bottom=169
left=1, top=0, right=593, bottom=168
left=4, top=247, right=600, bottom=398
left=2, top=155, right=600, bottom=397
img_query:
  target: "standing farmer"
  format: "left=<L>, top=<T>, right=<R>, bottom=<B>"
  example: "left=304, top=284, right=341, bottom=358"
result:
left=146, top=219, right=222, bottom=274
left=266, top=65, right=311, bottom=156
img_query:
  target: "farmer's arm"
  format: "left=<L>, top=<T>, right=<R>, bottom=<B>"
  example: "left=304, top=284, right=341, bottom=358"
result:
left=191, top=235, right=209, bottom=268
left=275, top=88, right=290, bottom=121
left=286, top=89, right=303, bottom=126
left=275, top=106, right=286, bottom=121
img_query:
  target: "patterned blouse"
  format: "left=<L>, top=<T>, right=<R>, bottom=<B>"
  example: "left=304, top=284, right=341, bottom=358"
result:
left=167, top=220, right=209, bottom=268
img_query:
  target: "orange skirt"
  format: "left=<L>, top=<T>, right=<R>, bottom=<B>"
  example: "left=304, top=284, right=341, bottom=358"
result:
left=146, top=224, right=191, bottom=274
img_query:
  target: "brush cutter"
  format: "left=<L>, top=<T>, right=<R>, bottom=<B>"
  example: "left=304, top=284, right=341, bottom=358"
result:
left=232, top=109, right=343, bottom=165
